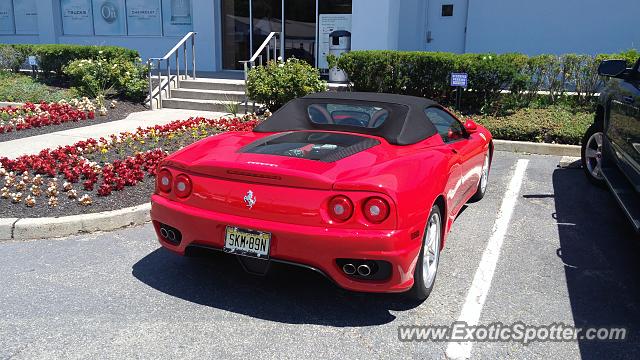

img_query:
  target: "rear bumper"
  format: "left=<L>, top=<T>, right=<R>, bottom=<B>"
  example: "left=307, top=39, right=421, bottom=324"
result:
left=150, top=195, right=422, bottom=293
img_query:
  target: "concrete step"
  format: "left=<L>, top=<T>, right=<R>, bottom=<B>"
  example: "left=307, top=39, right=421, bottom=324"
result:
left=179, top=78, right=246, bottom=92
left=171, top=89, right=245, bottom=102
left=161, top=98, right=242, bottom=113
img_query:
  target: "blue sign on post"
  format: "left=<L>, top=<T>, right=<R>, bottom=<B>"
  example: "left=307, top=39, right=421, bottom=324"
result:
left=451, top=72, right=468, bottom=88
left=451, top=72, right=468, bottom=110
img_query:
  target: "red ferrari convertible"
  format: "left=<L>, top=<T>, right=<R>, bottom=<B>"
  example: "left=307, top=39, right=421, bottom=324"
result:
left=151, top=92, right=492, bottom=301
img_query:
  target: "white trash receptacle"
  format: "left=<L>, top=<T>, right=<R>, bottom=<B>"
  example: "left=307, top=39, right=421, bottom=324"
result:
left=328, top=30, right=351, bottom=83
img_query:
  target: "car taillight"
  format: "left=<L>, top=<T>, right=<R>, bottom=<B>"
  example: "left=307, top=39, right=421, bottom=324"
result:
left=328, top=195, right=354, bottom=222
left=363, top=197, right=390, bottom=223
left=174, top=174, right=192, bottom=198
left=157, top=169, right=172, bottom=193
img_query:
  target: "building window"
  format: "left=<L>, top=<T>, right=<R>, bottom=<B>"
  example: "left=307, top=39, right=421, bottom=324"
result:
left=441, top=4, right=453, bottom=17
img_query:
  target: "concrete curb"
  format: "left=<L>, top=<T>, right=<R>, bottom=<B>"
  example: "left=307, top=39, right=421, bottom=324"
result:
left=0, top=101, right=24, bottom=107
left=1, top=203, right=150, bottom=241
left=0, top=218, right=18, bottom=240
left=493, top=139, right=580, bottom=157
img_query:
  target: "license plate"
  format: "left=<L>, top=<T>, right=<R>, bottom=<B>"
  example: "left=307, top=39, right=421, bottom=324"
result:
left=224, top=226, right=271, bottom=258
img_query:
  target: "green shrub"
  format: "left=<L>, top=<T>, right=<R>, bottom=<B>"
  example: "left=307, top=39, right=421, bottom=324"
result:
left=0, top=46, right=24, bottom=72
left=0, top=72, right=76, bottom=103
left=64, top=56, right=148, bottom=101
left=0, top=44, right=139, bottom=77
left=337, top=51, right=523, bottom=111
left=473, top=107, right=593, bottom=145
left=246, top=58, right=327, bottom=111
left=336, top=49, right=638, bottom=113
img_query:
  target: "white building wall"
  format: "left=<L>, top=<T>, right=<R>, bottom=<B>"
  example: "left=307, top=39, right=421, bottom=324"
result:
left=351, top=0, right=400, bottom=50
left=465, top=0, right=640, bottom=55
left=397, top=0, right=424, bottom=51
left=2, top=0, right=638, bottom=72
left=0, top=0, right=219, bottom=72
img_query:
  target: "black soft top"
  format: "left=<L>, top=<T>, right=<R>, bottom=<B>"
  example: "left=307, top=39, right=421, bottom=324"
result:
left=253, top=92, right=439, bottom=145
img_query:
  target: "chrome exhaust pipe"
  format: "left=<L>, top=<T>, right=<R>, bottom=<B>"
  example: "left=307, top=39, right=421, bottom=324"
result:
left=160, top=227, right=169, bottom=239
left=343, top=263, right=356, bottom=275
left=357, top=264, right=371, bottom=277
left=167, top=230, right=176, bottom=242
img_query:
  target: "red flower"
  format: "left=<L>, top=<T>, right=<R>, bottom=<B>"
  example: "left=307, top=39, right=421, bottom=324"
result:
left=97, top=183, right=112, bottom=196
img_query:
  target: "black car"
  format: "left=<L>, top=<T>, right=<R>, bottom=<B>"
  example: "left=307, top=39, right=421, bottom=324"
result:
left=582, top=57, right=640, bottom=232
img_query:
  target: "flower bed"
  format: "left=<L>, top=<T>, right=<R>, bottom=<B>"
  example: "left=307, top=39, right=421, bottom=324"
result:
left=0, top=99, right=96, bottom=134
left=0, top=99, right=147, bottom=143
left=0, top=115, right=259, bottom=218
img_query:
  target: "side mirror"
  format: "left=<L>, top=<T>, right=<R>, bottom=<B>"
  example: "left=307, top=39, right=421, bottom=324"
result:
left=598, top=59, right=627, bottom=78
left=464, top=119, right=478, bottom=133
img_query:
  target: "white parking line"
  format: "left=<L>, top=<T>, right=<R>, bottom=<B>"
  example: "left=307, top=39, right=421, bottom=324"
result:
left=446, top=159, right=529, bottom=360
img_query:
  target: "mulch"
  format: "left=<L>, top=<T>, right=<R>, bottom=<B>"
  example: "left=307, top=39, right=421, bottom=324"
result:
left=0, top=129, right=208, bottom=219
left=0, top=101, right=148, bottom=143
left=0, top=180, right=154, bottom=219
left=0, top=116, right=260, bottom=219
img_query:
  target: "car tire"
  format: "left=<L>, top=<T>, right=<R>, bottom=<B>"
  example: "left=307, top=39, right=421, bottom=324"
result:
left=581, top=123, right=606, bottom=187
left=408, top=204, right=442, bottom=302
left=470, top=150, right=491, bottom=202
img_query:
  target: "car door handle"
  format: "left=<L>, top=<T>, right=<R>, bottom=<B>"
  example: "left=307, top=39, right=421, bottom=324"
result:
left=623, top=96, right=635, bottom=104
left=451, top=148, right=458, bottom=154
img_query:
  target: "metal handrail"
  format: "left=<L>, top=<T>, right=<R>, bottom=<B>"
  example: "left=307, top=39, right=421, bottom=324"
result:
left=240, top=32, right=283, bottom=112
left=250, top=32, right=281, bottom=64
left=147, top=32, right=197, bottom=109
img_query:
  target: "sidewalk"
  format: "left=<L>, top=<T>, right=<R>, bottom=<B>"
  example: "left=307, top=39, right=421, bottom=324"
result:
left=0, top=109, right=225, bottom=159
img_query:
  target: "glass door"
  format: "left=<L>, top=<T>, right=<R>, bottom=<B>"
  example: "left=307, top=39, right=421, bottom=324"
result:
left=221, top=0, right=351, bottom=70
left=251, top=0, right=283, bottom=57
left=283, top=0, right=316, bottom=66
left=221, top=0, right=251, bottom=70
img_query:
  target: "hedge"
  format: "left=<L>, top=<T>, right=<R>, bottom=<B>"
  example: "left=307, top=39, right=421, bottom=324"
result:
left=0, top=44, right=140, bottom=77
left=471, top=107, right=593, bottom=145
left=335, top=49, right=639, bottom=111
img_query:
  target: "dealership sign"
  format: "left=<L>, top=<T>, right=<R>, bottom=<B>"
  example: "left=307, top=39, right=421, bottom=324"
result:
left=61, top=0, right=93, bottom=35
left=0, top=0, right=14, bottom=34
left=93, top=0, right=127, bottom=35
left=127, top=0, right=162, bottom=36
left=13, top=0, right=38, bottom=34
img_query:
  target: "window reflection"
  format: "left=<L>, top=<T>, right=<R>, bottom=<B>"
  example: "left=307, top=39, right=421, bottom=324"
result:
left=221, top=0, right=250, bottom=69
left=221, top=0, right=352, bottom=70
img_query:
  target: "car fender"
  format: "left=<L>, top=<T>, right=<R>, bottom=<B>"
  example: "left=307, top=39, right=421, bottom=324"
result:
left=333, top=147, right=452, bottom=231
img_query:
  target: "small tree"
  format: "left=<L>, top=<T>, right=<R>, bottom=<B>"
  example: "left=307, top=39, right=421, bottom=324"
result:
left=246, top=58, right=327, bottom=111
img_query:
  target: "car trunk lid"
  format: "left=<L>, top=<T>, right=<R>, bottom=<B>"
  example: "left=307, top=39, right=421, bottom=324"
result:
left=163, top=131, right=385, bottom=190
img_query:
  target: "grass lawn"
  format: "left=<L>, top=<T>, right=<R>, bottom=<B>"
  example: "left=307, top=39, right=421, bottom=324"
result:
left=0, top=72, right=77, bottom=103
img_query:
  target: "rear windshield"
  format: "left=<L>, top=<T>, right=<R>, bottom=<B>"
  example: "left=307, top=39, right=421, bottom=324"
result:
left=240, top=132, right=380, bottom=162
left=307, top=103, right=390, bottom=128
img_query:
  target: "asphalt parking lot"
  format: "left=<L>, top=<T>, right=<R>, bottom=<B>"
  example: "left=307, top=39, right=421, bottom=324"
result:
left=1, top=151, right=639, bottom=359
